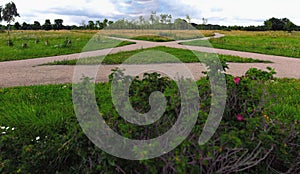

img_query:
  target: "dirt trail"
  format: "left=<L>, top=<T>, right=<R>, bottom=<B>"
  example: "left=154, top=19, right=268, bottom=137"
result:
left=1, top=33, right=300, bottom=87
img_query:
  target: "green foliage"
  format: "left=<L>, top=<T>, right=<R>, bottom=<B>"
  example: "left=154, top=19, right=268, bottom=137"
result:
left=1, top=67, right=299, bottom=173
left=264, top=17, right=297, bottom=31
left=0, top=1, right=19, bottom=41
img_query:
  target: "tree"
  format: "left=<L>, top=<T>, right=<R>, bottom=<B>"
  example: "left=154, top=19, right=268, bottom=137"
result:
left=33, top=21, right=41, bottom=30
left=88, top=20, right=95, bottom=30
left=21, top=22, right=29, bottom=30
left=103, top=18, right=108, bottom=28
left=14, top=21, right=21, bottom=30
left=264, top=17, right=297, bottom=31
left=54, top=19, right=63, bottom=30
left=0, top=2, right=20, bottom=41
left=150, top=11, right=156, bottom=25
left=42, top=19, right=52, bottom=30
left=96, top=20, right=105, bottom=29
left=108, top=20, right=114, bottom=26
left=160, top=14, right=168, bottom=24
left=166, top=14, right=172, bottom=24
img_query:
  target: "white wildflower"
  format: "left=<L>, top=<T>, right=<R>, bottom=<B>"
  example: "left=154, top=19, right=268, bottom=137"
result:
left=0, top=126, right=5, bottom=130
left=2, top=132, right=6, bottom=135
left=36, top=136, right=40, bottom=141
left=12, top=127, right=15, bottom=131
left=6, top=127, right=9, bottom=130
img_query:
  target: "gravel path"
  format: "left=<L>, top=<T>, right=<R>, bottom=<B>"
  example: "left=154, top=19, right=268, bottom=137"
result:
left=1, top=33, right=300, bottom=87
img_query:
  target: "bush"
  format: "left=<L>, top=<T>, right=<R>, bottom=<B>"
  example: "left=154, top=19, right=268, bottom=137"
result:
left=0, top=68, right=299, bottom=173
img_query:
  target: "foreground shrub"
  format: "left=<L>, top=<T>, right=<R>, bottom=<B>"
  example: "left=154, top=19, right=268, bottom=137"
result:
left=0, top=68, right=299, bottom=173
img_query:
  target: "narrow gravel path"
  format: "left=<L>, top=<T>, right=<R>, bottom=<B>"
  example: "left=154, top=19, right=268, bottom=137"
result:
left=1, top=33, right=299, bottom=87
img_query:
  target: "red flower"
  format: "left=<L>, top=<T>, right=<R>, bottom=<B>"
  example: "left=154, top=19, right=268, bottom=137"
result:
left=236, top=114, right=245, bottom=122
left=233, top=77, right=241, bottom=85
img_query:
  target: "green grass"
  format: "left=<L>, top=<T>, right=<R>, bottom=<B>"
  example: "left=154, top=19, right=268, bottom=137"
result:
left=131, top=35, right=175, bottom=42
left=43, top=46, right=271, bottom=65
left=180, top=31, right=300, bottom=58
left=0, top=30, right=135, bottom=62
left=266, top=78, right=300, bottom=122
left=0, top=78, right=298, bottom=135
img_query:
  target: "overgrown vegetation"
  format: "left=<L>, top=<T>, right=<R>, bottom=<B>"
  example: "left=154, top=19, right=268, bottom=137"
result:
left=43, top=46, right=271, bottom=66
left=0, top=66, right=299, bottom=173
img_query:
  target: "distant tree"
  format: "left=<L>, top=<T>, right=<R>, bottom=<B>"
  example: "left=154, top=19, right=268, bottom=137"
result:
left=108, top=20, right=114, bottom=26
left=264, top=20, right=273, bottom=30
left=264, top=17, right=297, bottom=31
left=166, top=14, right=172, bottom=24
left=103, top=18, right=108, bottom=28
left=88, top=20, right=95, bottom=30
left=95, top=20, right=101, bottom=29
left=54, top=19, right=64, bottom=30
left=42, top=19, right=52, bottom=30
left=21, top=22, right=29, bottom=30
left=14, top=21, right=21, bottom=30
left=264, top=17, right=284, bottom=30
left=150, top=11, right=156, bottom=25
left=0, top=2, right=20, bottom=41
left=160, top=14, right=168, bottom=24
left=282, top=18, right=297, bottom=32
left=33, top=21, right=41, bottom=30
left=138, top=16, right=145, bottom=25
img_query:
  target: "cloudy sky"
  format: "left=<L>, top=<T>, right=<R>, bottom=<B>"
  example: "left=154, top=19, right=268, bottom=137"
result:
left=1, top=0, right=299, bottom=26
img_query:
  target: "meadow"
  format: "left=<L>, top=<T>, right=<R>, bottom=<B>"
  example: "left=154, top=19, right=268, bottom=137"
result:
left=0, top=30, right=135, bottom=62
left=181, top=31, right=300, bottom=58
left=0, top=29, right=215, bottom=62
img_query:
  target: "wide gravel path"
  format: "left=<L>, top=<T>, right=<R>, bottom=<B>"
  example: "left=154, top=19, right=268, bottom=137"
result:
left=1, top=33, right=299, bottom=87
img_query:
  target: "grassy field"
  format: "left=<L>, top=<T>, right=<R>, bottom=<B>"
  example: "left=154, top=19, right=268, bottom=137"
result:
left=181, top=31, right=300, bottom=58
left=1, top=78, right=298, bottom=132
left=43, top=46, right=271, bottom=65
left=0, top=30, right=135, bottom=62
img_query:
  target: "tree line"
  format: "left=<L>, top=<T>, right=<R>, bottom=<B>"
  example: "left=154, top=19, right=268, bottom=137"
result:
left=0, top=18, right=115, bottom=30
left=2, top=16, right=298, bottom=32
